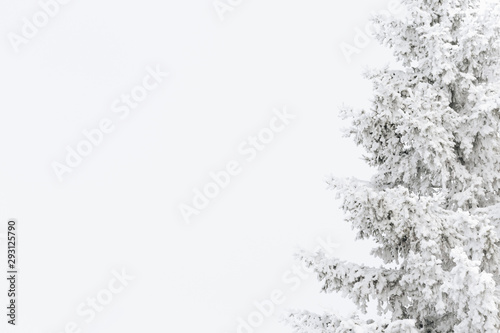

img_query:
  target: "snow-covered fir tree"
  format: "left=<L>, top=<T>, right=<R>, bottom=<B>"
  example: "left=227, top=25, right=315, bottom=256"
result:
left=285, top=0, right=500, bottom=332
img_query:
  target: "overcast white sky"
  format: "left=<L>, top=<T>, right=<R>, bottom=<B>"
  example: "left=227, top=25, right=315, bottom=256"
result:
left=0, top=0, right=399, bottom=332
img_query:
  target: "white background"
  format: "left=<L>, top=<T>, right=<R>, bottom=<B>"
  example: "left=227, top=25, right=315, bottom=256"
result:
left=0, top=0, right=398, bottom=332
